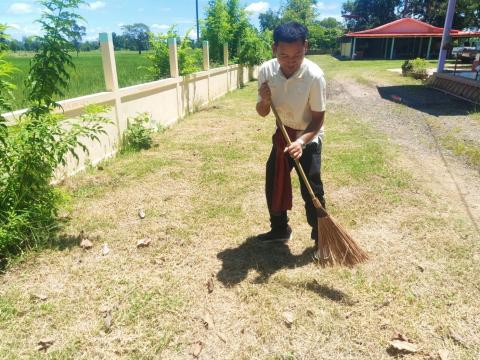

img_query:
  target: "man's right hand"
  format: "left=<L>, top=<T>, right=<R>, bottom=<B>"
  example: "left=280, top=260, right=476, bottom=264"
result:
left=258, top=81, right=271, bottom=105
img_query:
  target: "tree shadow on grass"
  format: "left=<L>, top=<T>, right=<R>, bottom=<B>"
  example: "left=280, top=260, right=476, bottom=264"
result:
left=377, top=85, right=476, bottom=116
left=217, top=236, right=352, bottom=303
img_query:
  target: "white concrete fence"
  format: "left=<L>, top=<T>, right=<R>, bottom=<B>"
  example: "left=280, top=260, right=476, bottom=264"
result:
left=2, top=34, right=257, bottom=178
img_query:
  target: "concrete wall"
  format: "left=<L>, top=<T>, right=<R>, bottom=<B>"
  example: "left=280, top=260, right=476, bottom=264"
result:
left=2, top=35, right=258, bottom=179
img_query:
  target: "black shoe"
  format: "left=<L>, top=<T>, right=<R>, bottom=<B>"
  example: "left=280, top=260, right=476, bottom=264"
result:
left=257, top=225, right=292, bottom=243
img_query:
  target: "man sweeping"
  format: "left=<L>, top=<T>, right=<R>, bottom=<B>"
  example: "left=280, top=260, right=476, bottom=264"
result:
left=256, top=21, right=326, bottom=246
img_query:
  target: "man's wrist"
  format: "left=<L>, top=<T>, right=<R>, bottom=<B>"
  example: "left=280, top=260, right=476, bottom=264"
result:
left=296, top=138, right=305, bottom=147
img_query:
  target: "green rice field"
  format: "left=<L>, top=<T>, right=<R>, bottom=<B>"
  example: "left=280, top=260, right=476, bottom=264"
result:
left=5, top=50, right=152, bottom=111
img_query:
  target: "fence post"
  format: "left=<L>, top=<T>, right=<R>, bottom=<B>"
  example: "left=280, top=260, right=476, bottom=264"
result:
left=224, top=43, right=230, bottom=92
left=203, top=40, right=210, bottom=102
left=203, top=40, right=210, bottom=71
left=168, top=37, right=179, bottom=78
left=99, top=32, right=122, bottom=140
left=223, top=43, right=229, bottom=66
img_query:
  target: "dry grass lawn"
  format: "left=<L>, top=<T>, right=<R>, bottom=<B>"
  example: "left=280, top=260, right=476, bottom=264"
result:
left=0, top=56, right=479, bottom=359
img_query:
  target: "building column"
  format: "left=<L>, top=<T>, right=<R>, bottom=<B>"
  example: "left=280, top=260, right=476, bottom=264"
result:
left=390, top=38, right=395, bottom=60
left=426, top=37, right=432, bottom=59
left=437, top=0, right=457, bottom=72
left=384, top=38, right=389, bottom=59
left=351, top=37, right=356, bottom=60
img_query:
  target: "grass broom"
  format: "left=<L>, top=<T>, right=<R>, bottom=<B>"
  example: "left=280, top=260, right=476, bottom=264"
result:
left=270, top=104, right=369, bottom=267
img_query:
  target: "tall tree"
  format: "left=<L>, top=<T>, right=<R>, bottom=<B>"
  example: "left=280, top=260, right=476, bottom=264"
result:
left=121, top=23, right=150, bottom=54
left=281, top=0, right=319, bottom=26
left=71, top=23, right=86, bottom=56
left=204, top=0, right=231, bottom=63
left=404, top=0, right=480, bottom=29
left=259, top=9, right=281, bottom=32
left=341, top=0, right=401, bottom=31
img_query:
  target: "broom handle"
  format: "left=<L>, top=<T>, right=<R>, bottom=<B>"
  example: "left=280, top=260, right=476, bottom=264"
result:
left=270, top=103, right=323, bottom=210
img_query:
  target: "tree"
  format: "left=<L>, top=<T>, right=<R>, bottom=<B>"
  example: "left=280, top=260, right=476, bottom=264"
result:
left=71, top=23, right=86, bottom=56
left=259, top=9, right=282, bottom=32
left=342, top=0, right=401, bottom=31
left=226, top=0, right=250, bottom=61
left=318, top=17, right=343, bottom=29
left=281, top=0, right=319, bottom=26
left=404, top=0, right=480, bottom=29
left=204, top=0, right=231, bottom=63
left=121, top=23, right=150, bottom=54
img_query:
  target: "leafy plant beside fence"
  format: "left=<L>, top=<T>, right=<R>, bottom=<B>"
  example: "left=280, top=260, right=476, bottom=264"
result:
left=402, top=58, right=428, bottom=80
left=0, top=0, right=108, bottom=267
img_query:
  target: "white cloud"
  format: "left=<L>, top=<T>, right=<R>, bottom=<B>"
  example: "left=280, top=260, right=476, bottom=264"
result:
left=245, top=1, right=269, bottom=13
left=84, top=1, right=106, bottom=10
left=313, top=2, right=339, bottom=11
left=22, top=24, right=42, bottom=36
left=151, top=24, right=170, bottom=30
left=9, top=23, right=21, bottom=30
left=8, top=3, right=33, bottom=14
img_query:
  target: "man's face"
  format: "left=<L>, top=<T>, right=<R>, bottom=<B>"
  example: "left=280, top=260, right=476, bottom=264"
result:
left=273, top=40, right=307, bottom=78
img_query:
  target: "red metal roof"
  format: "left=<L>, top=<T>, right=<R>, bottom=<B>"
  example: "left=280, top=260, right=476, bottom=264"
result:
left=345, top=18, right=480, bottom=38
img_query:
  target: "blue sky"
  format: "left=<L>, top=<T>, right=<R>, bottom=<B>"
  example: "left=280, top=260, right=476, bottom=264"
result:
left=1, top=0, right=343, bottom=41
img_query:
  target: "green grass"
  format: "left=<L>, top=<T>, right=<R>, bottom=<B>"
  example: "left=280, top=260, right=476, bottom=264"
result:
left=441, top=133, right=480, bottom=168
left=5, top=50, right=152, bottom=111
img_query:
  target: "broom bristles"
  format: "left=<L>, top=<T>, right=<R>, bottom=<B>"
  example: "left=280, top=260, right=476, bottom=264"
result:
left=315, top=213, right=369, bottom=267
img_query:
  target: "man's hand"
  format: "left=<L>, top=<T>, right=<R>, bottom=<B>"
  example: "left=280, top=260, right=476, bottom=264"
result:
left=258, top=82, right=271, bottom=104
left=284, top=139, right=303, bottom=160
left=256, top=81, right=272, bottom=117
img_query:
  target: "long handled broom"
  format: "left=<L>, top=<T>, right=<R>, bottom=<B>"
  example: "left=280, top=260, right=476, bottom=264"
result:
left=270, top=104, right=368, bottom=267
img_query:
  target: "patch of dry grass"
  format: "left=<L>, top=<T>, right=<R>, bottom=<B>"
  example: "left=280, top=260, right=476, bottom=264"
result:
left=0, top=69, right=479, bottom=359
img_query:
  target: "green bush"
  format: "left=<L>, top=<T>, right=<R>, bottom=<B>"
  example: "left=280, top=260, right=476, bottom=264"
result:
left=402, top=58, right=428, bottom=79
left=142, top=27, right=202, bottom=80
left=122, top=112, right=154, bottom=152
left=238, top=28, right=271, bottom=67
left=0, top=1, right=107, bottom=266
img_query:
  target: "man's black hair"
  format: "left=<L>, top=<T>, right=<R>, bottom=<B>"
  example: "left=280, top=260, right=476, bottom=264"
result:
left=273, top=22, right=308, bottom=44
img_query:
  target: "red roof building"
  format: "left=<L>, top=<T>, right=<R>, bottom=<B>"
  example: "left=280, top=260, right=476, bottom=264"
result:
left=340, top=18, right=480, bottom=60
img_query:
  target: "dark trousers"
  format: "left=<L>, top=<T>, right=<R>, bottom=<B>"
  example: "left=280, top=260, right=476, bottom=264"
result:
left=265, top=140, right=325, bottom=235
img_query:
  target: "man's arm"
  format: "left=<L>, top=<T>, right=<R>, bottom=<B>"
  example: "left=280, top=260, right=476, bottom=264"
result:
left=285, top=111, right=325, bottom=160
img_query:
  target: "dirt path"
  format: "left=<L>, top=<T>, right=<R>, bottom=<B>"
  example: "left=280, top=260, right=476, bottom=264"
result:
left=329, top=75, right=480, bottom=235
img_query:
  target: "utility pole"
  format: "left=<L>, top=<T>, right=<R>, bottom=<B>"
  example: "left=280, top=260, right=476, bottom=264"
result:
left=196, top=0, right=200, bottom=46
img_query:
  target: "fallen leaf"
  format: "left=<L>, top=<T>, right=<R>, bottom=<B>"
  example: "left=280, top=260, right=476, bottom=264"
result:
left=37, top=338, right=54, bottom=352
left=416, top=264, right=426, bottom=272
left=206, top=278, right=214, bottom=293
left=388, top=333, right=417, bottom=354
left=31, top=293, right=48, bottom=301
left=202, top=311, right=214, bottom=329
left=283, top=311, right=294, bottom=327
left=217, top=332, right=227, bottom=343
left=448, top=329, right=468, bottom=348
left=104, top=312, right=113, bottom=332
left=138, top=209, right=146, bottom=219
left=438, top=349, right=449, bottom=360
left=306, top=309, right=314, bottom=317
left=80, top=238, right=93, bottom=250
left=101, top=243, right=110, bottom=256
left=191, top=341, right=203, bottom=358
left=388, top=340, right=418, bottom=354
left=137, top=238, right=152, bottom=248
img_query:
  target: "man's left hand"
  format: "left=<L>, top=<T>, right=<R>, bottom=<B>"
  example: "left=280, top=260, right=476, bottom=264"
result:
left=284, top=140, right=303, bottom=160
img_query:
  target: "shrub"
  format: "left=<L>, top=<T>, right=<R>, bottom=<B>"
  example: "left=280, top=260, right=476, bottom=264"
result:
left=0, top=1, right=107, bottom=266
left=122, top=112, right=154, bottom=152
left=402, top=58, right=428, bottom=80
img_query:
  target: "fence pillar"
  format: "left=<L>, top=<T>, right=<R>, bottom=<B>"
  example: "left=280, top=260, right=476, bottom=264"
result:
left=168, top=38, right=179, bottom=78
left=223, top=43, right=229, bottom=66
left=224, top=43, right=230, bottom=92
left=99, top=32, right=122, bottom=139
left=203, top=40, right=210, bottom=71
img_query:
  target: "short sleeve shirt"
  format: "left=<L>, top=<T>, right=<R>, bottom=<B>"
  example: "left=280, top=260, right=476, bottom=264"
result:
left=257, top=58, right=326, bottom=142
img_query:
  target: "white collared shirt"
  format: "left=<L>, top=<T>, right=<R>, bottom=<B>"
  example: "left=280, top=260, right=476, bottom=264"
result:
left=257, top=58, right=326, bottom=142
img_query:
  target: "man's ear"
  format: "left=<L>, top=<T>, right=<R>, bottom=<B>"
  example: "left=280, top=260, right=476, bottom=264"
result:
left=304, top=40, right=309, bottom=54
left=272, top=43, right=277, bottom=55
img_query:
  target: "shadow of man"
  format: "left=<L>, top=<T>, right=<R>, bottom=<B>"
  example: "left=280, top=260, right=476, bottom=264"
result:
left=216, top=237, right=354, bottom=304
left=216, top=236, right=316, bottom=286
